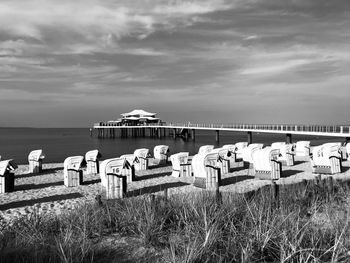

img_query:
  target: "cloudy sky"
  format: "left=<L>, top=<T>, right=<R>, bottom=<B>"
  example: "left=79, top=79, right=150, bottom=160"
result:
left=0, top=0, right=349, bottom=127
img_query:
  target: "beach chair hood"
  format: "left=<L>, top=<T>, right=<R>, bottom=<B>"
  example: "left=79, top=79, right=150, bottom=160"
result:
left=0, top=159, right=17, bottom=176
left=85, top=149, right=102, bottom=162
left=64, top=156, right=86, bottom=171
left=28, top=149, right=45, bottom=162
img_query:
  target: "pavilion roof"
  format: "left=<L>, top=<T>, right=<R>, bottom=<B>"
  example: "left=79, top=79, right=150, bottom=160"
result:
left=121, top=109, right=156, bottom=117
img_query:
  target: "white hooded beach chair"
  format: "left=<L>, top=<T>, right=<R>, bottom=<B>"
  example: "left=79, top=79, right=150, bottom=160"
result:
left=209, top=148, right=230, bottom=174
left=0, top=159, right=17, bottom=193
left=242, top=143, right=264, bottom=167
left=271, top=142, right=295, bottom=166
left=100, top=158, right=128, bottom=199
left=345, top=143, right=350, bottom=161
left=85, top=150, right=102, bottom=175
left=222, top=144, right=243, bottom=168
left=28, top=149, right=45, bottom=174
left=63, top=156, right=85, bottom=187
left=295, top=141, right=310, bottom=157
left=198, top=145, right=215, bottom=155
left=133, top=148, right=150, bottom=171
left=235, top=142, right=248, bottom=160
left=192, top=151, right=222, bottom=190
left=310, top=143, right=342, bottom=174
left=170, top=152, right=192, bottom=177
left=153, top=145, right=169, bottom=165
left=252, top=147, right=282, bottom=180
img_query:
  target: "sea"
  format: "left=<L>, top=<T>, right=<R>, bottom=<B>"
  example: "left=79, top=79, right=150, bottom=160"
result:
left=0, top=128, right=345, bottom=164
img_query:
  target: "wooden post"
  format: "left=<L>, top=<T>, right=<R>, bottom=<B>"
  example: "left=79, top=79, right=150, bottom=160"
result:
left=173, top=128, right=176, bottom=139
left=286, top=133, right=292, bottom=144
left=164, top=188, right=168, bottom=200
left=272, top=181, right=279, bottom=206
left=191, top=129, right=195, bottom=141
left=215, top=130, right=219, bottom=143
left=247, top=131, right=253, bottom=145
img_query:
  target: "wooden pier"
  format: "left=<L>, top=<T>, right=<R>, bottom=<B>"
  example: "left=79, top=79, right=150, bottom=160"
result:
left=92, top=122, right=350, bottom=143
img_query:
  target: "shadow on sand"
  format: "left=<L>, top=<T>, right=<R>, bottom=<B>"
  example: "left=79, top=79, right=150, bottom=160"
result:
left=127, top=182, right=190, bottom=197
left=0, top=193, right=84, bottom=211
left=16, top=167, right=63, bottom=179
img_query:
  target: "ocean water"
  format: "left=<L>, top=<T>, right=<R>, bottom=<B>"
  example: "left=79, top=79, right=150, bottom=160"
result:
left=0, top=128, right=345, bottom=164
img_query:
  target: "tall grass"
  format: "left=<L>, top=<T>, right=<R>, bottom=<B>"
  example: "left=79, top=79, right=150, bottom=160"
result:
left=1, top=179, right=350, bottom=262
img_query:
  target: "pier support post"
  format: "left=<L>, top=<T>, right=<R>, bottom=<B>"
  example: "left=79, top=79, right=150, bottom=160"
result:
left=247, top=131, right=252, bottom=145
left=215, top=130, right=219, bottom=143
left=157, top=128, right=161, bottom=138
left=184, top=130, right=189, bottom=140
left=191, top=129, right=195, bottom=141
left=173, top=128, right=176, bottom=139
left=286, top=133, right=292, bottom=144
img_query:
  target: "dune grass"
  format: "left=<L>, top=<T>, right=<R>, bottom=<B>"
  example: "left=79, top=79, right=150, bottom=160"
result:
left=1, top=178, right=350, bottom=262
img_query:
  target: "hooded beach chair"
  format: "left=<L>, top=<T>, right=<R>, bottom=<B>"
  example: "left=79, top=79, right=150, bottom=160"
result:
left=133, top=148, right=150, bottom=170
left=192, top=151, right=223, bottom=190
left=271, top=142, right=295, bottom=166
left=294, top=141, right=310, bottom=157
left=198, top=145, right=215, bottom=155
left=0, top=159, right=17, bottom=193
left=252, top=147, right=282, bottom=180
left=153, top=145, right=169, bottom=165
left=235, top=142, right=249, bottom=160
left=222, top=144, right=245, bottom=168
left=28, top=149, right=45, bottom=173
left=63, top=156, right=86, bottom=187
left=242, top=143, right=264, bottom=167
left=85, top=150, right=102, bottom=175
left=310, top=143, right=342, bottom=174
left=170, top=152, right=192, bottom=177
left=209, top=148, right=230, bottom=174
left=100, top=158, right=128, bottom=199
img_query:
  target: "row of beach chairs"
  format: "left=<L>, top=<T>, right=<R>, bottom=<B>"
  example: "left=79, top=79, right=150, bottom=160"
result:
left=0, top=142, right=349, bottom=198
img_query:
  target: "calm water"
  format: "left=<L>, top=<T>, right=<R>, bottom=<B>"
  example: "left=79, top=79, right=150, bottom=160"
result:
left=0, top=128, right=345, bottom=164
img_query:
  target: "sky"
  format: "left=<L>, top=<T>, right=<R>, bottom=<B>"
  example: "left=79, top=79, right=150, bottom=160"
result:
left=0, top=0, right=350, bottom=127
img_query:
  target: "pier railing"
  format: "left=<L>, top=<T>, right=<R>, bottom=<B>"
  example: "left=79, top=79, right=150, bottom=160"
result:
left=93, top=122, right=350, bottom=135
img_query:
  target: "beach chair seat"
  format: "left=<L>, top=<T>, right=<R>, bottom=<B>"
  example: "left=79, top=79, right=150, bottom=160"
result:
left=134, top=148, right=150, bottom=171
left=0, top=159, right=17, bottom=193
left=310, top=143, right=342, bottom=174
left=271, top=142, right=295, bottom=166
left=222, top=144, right=244, bottom=168
left=28, top=149, right=45, bottom=174
left=170, top=152, right=192, bottom=177
left=63, top=156, right=86, bottom=187
left=198, top=145, right=215, bottom=155
left=242, top=143, right=264, bottom=167
left=100, top=158, right=128, bottom=199
left=192, top=151, right=222, bottom=190
left=295, top=141, right=310, bottom=157
left=153, top=145, right=169, bottom=165
left=235, top=142, right=248, bottom=160
left=252, top=147, right=282, bottom=180
left=85, top=150, right=102, bottom=175
left=209, top=148, right=230, bottom=174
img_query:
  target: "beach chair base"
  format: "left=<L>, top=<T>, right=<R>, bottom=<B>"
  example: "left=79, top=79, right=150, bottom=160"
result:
left=171, top=164, right=192, bottom=177
left=255, top=162, right=282, bottom=180
left=29, top=160, right=43, bottom=174
left=0, top=172, right=15, bottom=193
left=64, top=170, right=83, bottom=187
left=193, top=166, right=221, bottom=190
left=87, top=161, right=99, bottom=175
left=106, top=173, right=127, bottom=199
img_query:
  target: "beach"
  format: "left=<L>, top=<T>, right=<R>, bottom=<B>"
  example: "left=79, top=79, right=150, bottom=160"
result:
left=1, top=156, right=350, bottom=224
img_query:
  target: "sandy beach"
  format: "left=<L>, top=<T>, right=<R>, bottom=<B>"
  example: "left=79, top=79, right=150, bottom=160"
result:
left=1, top=156, right=350, bottom=224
